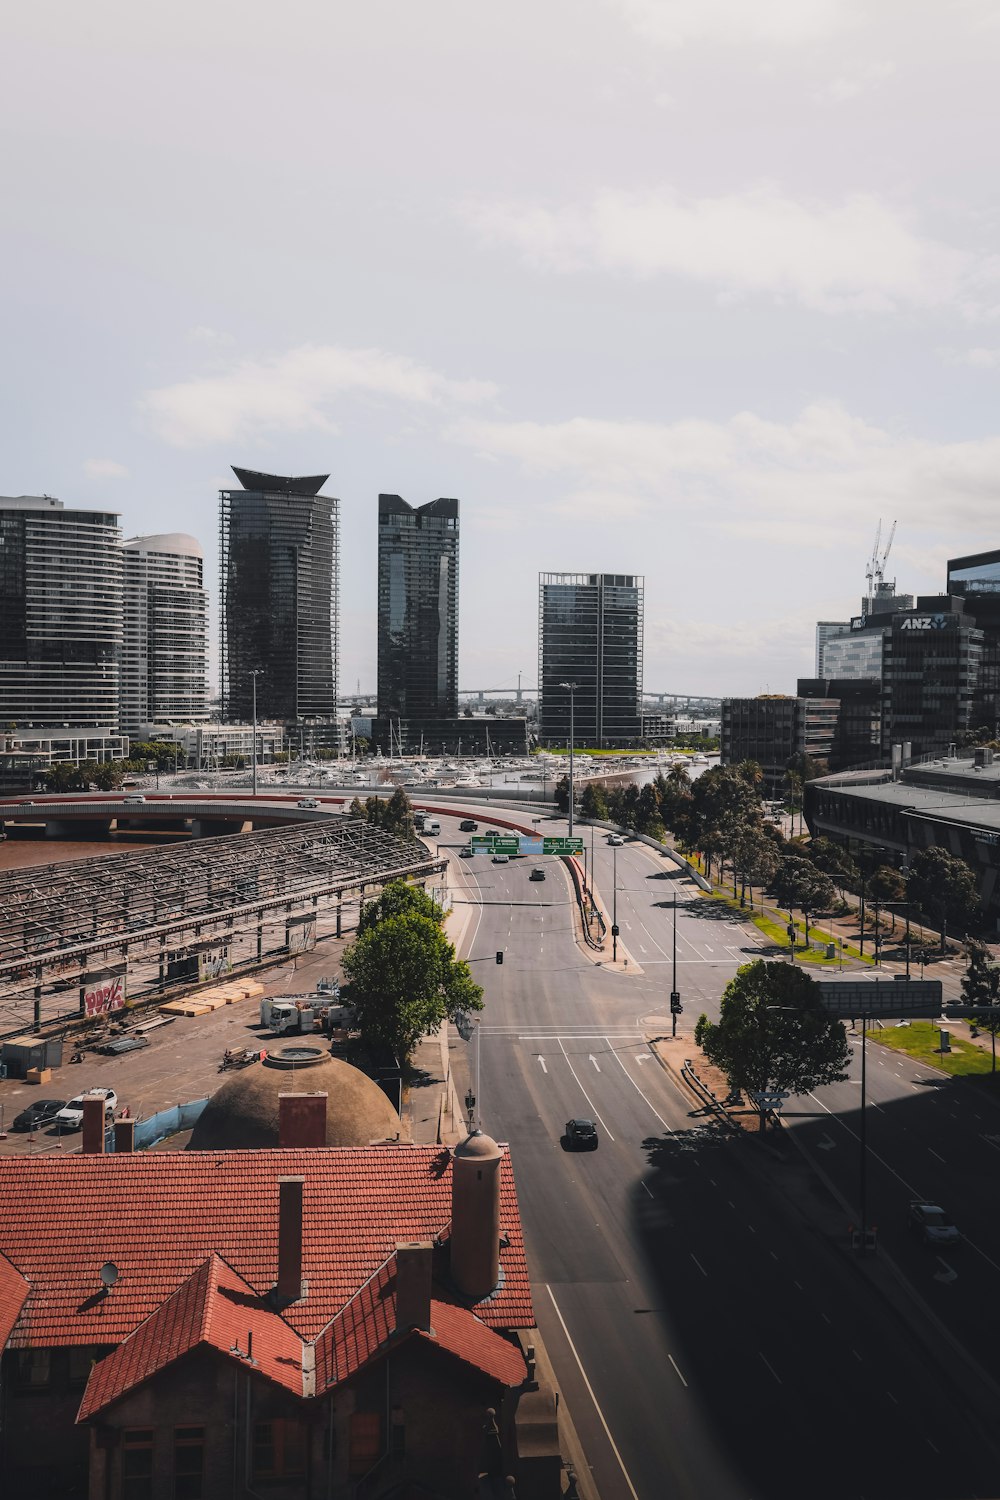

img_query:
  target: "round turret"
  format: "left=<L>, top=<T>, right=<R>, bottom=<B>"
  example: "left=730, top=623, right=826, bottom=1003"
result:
left=450, top=1130, right=501, bottom=1302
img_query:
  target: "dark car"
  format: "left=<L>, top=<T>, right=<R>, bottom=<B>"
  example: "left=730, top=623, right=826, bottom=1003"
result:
left=565, top=1118, right=598, bottom=1149
left=529, top=867, right=546, bottom=881
left=459, top=818, right=478, bottom=832
left=459, top=846, right=475, bottom=858
left=12, top=1099, right=66, bottom=1133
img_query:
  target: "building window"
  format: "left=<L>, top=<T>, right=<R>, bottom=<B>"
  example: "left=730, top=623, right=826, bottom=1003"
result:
left=67, top=1345, right=95, bottom=1387
left=122, top=1429, right=154, bottom=1500
left=173, top=1426, right=204, bottom=1500
left=15, top=1349, right=51, bottom=1389
left=252, top=1419, right=307, bottom=1480
left=349, top=1412, right=383, bottom=1476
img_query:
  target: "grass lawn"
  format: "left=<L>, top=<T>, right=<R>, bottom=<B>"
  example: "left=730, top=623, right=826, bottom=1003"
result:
left=867, top=1020, right=998, bottom=1077
left=702, top=891, right=873, bottom=968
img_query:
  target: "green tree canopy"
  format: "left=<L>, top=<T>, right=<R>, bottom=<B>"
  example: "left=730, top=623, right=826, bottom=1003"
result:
left=580, top=782, right=609, bottom=819
left=358, top=879, right=443, bottom=937
left=695, top=961, right=851, bottom=1128
left=906, top=846, right=979, bottom=951
left=808, top=837, right=859, bottom=890
left=771, top=856, right=835, bottom=944
left=341, top=911, right=484, bottom=1064
left=960, top=939, right=1000, bottom=1061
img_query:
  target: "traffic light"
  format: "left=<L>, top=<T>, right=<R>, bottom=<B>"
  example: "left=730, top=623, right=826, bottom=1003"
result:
left=496, top=951, right=504, bottom=965
left=670, top=992, right=683, bottom=1015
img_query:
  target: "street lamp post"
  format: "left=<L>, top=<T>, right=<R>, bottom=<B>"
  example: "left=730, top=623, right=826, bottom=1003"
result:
left=560, top=681, right=578, bottom=839
left=670, top=892, right=681, bottom=1037
left=250, top=669, right=263, bottom=798
left=612, top=840, right=619, bottom=962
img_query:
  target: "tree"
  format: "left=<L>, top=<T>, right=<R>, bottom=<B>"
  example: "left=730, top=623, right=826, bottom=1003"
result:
left=341, top=911, right=484, bottom=1064
left=348, top=796, right=366, bottom=819
left=906, top=846, right=979, bottom=952
left=868, top=863, right=907, bottom=938
left=808, top=837, right=859, bottom=894
left=580, top=782, right=609, bottom=819
left=553, top=775, right=570, bottom=814
left=92, top=760, right=126, bottom=791
left=44, top=760, right=86, bottom=792
left=359, top=879, right=443, bottom=937
left=961, top=939, right=1000, bottom=1072
left=695, top=961, right=851, bottom=1129
left=635, top=782, right=664, bottom=839
left=731, top=826, right=778, bottom=908
left=771, top=856, right=835, bottom=947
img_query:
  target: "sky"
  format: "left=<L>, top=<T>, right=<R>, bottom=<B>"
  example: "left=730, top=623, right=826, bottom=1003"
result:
left=4, top=0, right=1000, bottom=699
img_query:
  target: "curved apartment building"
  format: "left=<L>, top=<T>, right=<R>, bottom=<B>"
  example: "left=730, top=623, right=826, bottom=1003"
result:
left=122, top=533, right=208, bottom=733
left=0, top=495, right=122, bottom=728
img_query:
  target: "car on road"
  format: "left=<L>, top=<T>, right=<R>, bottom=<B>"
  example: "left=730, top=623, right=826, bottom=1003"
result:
left=459, top=846, right=475, bottom=858
left=492, top=853, right=510, bottom=864
left=11, top=1099, right=66, bottom=1133
left=565, top=1118, right=598, bottom=1149
left=123, top=795, right=146, bottom=805
left=529, top=867, right=546, bottom=881
left=607, top=834, right=624, bottom=846
left=909, top=1201, right=960, bottom=1246
left=297, top=798, right=318, bottom=809
left=459, top=818, right=478, bottom=832
left=55, top=1088, right=118, bottom=1132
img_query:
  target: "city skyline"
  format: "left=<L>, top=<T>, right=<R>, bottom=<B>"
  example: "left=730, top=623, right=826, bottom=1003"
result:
left=5, top=5, right=1000, bottom=699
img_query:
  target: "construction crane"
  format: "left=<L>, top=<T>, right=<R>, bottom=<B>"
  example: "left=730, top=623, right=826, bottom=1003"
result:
left=865, top=519, right=897, bottom=613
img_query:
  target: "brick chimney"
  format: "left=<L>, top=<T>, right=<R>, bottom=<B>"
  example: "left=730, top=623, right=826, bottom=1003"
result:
left=276, top=1176, right=305, bottom=1304
left=81, top=1096, right=106, bottom=1155
left=113, top=1118, right=135, bottom=1153
left=278, top=1093, right=327, bottom=1148
left=395, top=1241, right=433, bottom=1333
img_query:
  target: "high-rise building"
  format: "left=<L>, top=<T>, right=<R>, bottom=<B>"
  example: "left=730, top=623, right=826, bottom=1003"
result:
left=948, top=546, right=1000, bottom=733
left=880, top=597, right=983, bottom=758
left=377, top=494, right=459, bottom=723
left=815, top=622, right=850, bottom=677
left=219, top=468, right=339, bottom=723
left=121, top=533, right=208, bottom=733
left=721, top=695, right=840, bottom=795
left=0, top=495, right=122, bottom=729
left=538, top=573, right=643, bottom=746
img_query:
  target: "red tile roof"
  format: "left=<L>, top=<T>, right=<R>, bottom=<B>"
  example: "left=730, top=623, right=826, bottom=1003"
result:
left=0, top=1253, right=29, bottom=1350
left=315, top=1256, right=525, bottom=1392
left=78, top=1254, right=306, bottom=1421
left=0, top=1146, right=533, bottom=1356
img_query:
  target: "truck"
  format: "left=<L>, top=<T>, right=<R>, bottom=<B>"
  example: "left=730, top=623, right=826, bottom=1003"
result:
left=260, top=997, right=319, bottom=1035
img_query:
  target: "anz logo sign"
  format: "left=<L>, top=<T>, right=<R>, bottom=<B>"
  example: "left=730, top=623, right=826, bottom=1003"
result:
left=900, top=614, right=951, bottom=631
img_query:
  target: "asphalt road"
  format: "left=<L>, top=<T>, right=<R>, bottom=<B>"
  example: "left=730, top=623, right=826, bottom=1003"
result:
left=441, top=812, right=1000, bottom=1500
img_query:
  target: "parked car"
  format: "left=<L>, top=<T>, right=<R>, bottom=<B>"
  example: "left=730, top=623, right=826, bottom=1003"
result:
left=55, top=1088, right=118, bottom=1132
left=565, top=1118, right=598, bottom=1150
left=459, top=819, right=478, bottom=832
left=529, top=867, right=546, bottom=881
left=909, top=1201, right=960, bottom=1247
left=12, top=1099, right=66, bottom=1133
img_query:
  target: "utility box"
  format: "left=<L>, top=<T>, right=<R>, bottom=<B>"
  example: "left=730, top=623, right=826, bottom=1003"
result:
left=1, top=1035, right=64, bottom=1079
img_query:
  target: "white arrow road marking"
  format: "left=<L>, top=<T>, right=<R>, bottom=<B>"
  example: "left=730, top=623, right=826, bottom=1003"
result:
left=538, top=1057, right=548, bottom=1074
left=817, top=1134, right=836, bottom=1151
left=635, top=1053, right=651, bottom=1063
left=934, top=1258, right=958, bottom=1284
left=589, top=1054, right=601, bottom=1072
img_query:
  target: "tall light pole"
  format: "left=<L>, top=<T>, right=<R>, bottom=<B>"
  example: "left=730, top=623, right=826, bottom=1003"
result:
left=611, top=839, right=619, bottom=962
left=670, top=891, right=681, bottom=1037
left=560, top=681, right=578, bottom=839
left=250, top=669, right=263, bottom=798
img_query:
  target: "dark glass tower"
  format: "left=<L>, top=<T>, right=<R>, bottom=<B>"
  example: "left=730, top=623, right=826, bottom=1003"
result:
left=538, top=573, right=643, bottom=746
left=377, top=495, right=459, bottom=722
left=219, top=468, right=338, bottom=722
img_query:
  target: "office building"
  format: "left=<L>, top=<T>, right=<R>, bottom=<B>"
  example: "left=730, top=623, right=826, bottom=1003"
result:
left=797, top=678, right=881, bottom=771
left=121, top=533, right=208, bottom=734
left=219, top=468, right=338, bottom=724
left=377, top=494, right=459, bottom=723
left=815, top=622, right=850, bottom=677
left=880, top=597, right=982, bottom=758
left=948, top=547, right=1000, bottom=733
left=0, top=495, right=122, bottom=729
left=721, top=695, right=840, bottom=796
left=538, top=573, right=643, bottom=746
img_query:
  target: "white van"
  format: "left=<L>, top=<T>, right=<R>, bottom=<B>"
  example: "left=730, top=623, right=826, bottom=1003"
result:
left=423, top=818, right=441, bottom=835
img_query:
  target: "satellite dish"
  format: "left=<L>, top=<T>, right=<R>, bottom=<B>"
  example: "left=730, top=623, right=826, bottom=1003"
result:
left=100, top=1261, right=119, bottom=1289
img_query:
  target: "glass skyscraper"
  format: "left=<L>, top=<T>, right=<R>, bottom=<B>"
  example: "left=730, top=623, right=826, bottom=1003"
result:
left=377, top=494, right=459, bottom=722
left=121, top=533, right=208, bottom=733
left=0, top=495, right=122, bottom=728
left=538, top=573, right=643, bottom=746
left=219, top=468, right=339, bottom=723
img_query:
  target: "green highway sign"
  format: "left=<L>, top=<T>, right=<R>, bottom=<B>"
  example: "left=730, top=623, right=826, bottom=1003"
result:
left=543, top=837, right=584, bottom=855
left=470, top=834, right=520, bottom=854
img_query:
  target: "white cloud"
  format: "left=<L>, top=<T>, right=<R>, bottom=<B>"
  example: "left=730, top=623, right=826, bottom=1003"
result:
left=816, top=59, right=895, bottom=104
left=942, top=346, right=1000, bottom=367
left=186, top=325, right=235, bottom=347
left=447, top=400, right=1000, bottom=538
left=613, top=0, right=848, bottom=49
left=140, top=344, right=498, bottom=448
left=460, top=185, right=983, bottom=313
left=82, top=458, right=129, bottom=479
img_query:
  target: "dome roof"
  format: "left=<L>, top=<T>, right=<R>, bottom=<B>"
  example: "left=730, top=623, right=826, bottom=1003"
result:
left=453, top=1130, right=500, bottom=1162
left=188, top=1044, right=400, bottom=1151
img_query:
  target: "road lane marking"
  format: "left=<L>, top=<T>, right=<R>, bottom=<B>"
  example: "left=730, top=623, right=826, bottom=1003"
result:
left=589, top=1054, right=602, bottom=1072
left=690, top=1253, right=708, bottom=1277
left=930, top=1148, right=946, bottom=1163
left=759, top=1353, right=782, bottom=1385
left=606, top=1039, right=673, bottom=1132
left=557, top=1040, right=615, bottom=1141
left=538, top=1058, right=548, bottom=1074
left=544, top=1286, right=642, bottom=1500
left=668, top=1355, right=689, bottom=1388
left=887, top=1390, right=898, bottom=1404
left=641, top=1180, right=654, bottom=1198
